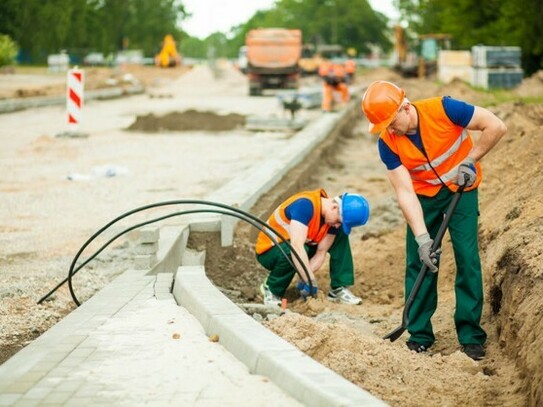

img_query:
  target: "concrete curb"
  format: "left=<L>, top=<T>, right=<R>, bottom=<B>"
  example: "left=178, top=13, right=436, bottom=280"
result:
left=173, top=265, right=385, bottom=407
left=170, top=100, right=387, bottom=406
left=0, top=85, right=144, bottom=114
left=0, top=94, right=386, bottom=406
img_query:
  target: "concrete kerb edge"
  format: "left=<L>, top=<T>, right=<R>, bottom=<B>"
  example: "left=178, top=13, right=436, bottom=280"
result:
left=169, top=102, right=387, bottom=406
left=0, top=85, right=144, bottom=114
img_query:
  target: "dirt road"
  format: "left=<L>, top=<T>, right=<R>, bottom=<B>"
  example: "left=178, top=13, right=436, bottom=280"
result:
left=2, top=63, right=543, bottom=406
left=0, top=62, right=319, bottom=361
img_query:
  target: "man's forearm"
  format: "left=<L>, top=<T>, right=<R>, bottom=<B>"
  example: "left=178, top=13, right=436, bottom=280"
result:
left=398, top=189, right=427, bottom=237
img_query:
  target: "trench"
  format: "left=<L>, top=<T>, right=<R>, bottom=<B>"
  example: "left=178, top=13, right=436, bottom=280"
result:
left=188, top=109, right=536, bottom=406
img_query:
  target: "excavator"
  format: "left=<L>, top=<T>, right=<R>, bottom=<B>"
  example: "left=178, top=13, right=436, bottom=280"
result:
left=155, top=34, right=181, bottom=68
left=299, top=44, right=344, bottom=76
left=394, top=25, right=451, bottom=78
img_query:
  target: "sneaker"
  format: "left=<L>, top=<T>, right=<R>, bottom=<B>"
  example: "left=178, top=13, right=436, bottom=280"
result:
left=406, top=341, right=430, bottom=353
left=260, top=283, right=281, bottom=307
left=327, top=287, right=362, bottom=305
left=462, top=344, right=485, bottom=361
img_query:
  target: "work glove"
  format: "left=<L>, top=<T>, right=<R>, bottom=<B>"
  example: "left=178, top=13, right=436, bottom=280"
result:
left=457, top=157, right=477, bottom=187
left=415, top=233, right=439, bottom=273
left=297, top=281, right=318, bottom=299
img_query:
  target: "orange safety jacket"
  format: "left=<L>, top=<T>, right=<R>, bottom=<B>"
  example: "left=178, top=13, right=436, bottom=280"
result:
left=319, top=62, right=345, bottom=80
left=379, top=97, right=482, bottom=197
left=255, top=189, right=331, bottom=255
left=345, top=59, right=356, bottom=74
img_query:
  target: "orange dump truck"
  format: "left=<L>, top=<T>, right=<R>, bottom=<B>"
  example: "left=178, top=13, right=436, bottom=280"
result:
left=245, top=28, right=302, bottom=96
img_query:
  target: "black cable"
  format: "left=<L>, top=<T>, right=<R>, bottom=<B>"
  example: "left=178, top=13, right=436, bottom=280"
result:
left=39, top=200, right=314, bottom=306
left=64, top=208, right=302, bottom=306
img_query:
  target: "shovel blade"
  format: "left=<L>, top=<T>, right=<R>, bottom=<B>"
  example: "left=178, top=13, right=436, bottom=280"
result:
left=383, top=325, right=406, bottom=342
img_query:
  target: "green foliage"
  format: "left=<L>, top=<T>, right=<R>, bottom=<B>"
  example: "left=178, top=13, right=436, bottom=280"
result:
left=396, top=0, right=542, bottom=75
left=0, top=0, right=188, bottom=63
left=0, top=0, right=393, bottom=63
left=225, top=0, right=392, bottom=58
left=0, top=34, right=18, bottom=66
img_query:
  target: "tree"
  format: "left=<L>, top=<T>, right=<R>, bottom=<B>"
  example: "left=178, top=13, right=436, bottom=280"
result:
left=0, top=0, right=189, bottom=64
left=396, top=0, right=542, bottom=75
left=225, top=0, right=392, bottom=58
left=0, top=34, right=18, bottom=66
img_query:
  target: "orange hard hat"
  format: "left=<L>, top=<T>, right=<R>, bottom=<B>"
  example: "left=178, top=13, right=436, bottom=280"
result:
left=361, top=81, right=405, bottom=133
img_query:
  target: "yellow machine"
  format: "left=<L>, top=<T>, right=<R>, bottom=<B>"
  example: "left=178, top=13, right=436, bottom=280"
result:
left=299, top=44, right=344, bottom=76
left=394, top=26, right=451, bottom=78
left=155, top=34, right=181, bottom=68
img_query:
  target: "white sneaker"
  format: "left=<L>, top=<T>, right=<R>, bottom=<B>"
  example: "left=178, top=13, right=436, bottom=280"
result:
left=327, top=287, right=362, bottom=305
left=260, top=283, right=281, bottom=307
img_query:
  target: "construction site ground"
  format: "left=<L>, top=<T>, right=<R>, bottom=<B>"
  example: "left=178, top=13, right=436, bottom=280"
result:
left=1, top=62, right=543, bottom=406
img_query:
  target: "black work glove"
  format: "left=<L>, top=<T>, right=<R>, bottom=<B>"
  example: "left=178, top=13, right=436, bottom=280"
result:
left=457, top=157, right=476, bottom=187
left=415, top=233, right=439, bottom=273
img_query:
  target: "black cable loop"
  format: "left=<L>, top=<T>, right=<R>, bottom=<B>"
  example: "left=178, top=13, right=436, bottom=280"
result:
left=39, top=200, right=314, bottom=306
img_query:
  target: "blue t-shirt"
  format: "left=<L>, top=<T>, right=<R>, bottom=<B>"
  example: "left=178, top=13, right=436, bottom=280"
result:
left=378, top=97, right=475, bottom=170
left=285, top=198, right=338, bottom=235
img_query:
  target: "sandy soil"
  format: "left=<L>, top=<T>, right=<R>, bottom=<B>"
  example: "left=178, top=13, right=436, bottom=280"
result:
left=2, top=63, right=543, bottom=406
left=200, top=68, right=543, bottom=406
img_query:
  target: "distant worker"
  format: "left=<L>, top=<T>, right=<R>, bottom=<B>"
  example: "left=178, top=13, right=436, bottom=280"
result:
left=361, top=81, right=507, bottom=361
left=256, top=189, right=370, bottom=307
left=155, top=34, right=181, bottom=68
left=345, top=48, right=357, bottom=84
left=319, top=60, right=349, bottom=112
left=344, top=58, right=356, bottom=84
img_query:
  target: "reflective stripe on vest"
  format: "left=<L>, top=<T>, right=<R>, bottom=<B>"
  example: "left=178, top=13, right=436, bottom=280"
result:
left=379, top=97, right=482, bottom=197
left=255, top=189, right=330, bottom=255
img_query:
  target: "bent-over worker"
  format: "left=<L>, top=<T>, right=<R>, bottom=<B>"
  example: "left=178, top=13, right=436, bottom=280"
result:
left=319, top=60, right=350, bottom=112
left=256, top=189, right=369, bottom=306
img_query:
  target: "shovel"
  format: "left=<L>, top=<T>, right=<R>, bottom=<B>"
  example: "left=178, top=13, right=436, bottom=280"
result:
left=383, top=183, right=467, bottom=342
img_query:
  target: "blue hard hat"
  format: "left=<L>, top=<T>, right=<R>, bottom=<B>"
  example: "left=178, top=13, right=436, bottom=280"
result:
left=339, top=193, right=370, bottom=235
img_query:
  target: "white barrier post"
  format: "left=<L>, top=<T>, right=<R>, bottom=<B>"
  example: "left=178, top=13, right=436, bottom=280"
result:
left=67, top=67, right=84, bottom=131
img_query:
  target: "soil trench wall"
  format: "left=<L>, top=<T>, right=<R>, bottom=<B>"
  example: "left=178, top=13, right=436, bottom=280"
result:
left=201, top=97, right=542, bottom=405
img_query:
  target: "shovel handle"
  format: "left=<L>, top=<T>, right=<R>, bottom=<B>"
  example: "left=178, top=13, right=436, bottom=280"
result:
left=384, top=183, right=467, bottom=341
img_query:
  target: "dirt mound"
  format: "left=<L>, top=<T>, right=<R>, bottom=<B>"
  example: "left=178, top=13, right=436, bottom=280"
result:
left=514, top=70, right=543, bottom=98
left=203, top=73, right=543, bottom=405
left=127, top=109, right=246, bottom=132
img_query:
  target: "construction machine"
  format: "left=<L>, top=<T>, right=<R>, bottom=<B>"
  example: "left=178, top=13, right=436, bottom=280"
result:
left=393, top=26, right=451, bottom=78
left=418, top=33, right=452, bottom=77
left=299, top=44, right=344, bottom=76
left=245, top=28, right=302, bottom=96
left=155, top=34, right=181, bottom=68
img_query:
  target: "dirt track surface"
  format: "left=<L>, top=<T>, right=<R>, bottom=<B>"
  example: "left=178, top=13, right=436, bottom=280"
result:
left=2, top=63, right=543, bottom=406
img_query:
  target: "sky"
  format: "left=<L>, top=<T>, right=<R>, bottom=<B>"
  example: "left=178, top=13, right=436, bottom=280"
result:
left=181, top=0, right=399, bottom=39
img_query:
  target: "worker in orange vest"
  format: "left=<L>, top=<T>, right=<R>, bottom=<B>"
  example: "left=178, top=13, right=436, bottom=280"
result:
left=344, top=58, right=356, bottom=84
left=256, top=189, right=370, bottom=307
left=318, top=60, right=349, bottom=112
left=361, top=80, right=507, bottom=360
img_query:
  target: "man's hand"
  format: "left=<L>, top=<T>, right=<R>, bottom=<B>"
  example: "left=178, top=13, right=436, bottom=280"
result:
left=415, top=233, right=439, bottom=273
left=297, top=281, right=318, bottom=299
left=457, top=157, right=476, bottom=187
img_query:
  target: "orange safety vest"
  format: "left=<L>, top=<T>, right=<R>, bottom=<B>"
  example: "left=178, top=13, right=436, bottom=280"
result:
left=319, top=61, right=345, bottom=78
left=255, top=189, right=331, bottom=255
left=345, top=59, right=356, bottom=74
left=379, top=97, right=482, bottom=197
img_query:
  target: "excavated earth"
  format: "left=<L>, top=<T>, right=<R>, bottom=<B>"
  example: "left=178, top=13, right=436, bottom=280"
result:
left=2, top=64, right=543, bottom=406
left=195, top=69, right=543, bottom=406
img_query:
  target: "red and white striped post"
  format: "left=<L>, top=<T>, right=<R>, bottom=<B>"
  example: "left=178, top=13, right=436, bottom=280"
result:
left=66, top=67, right=84, bottom=130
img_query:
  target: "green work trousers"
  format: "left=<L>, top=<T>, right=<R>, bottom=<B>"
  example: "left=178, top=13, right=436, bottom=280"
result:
left=406, top=187, right=487, bottom=347
left=256, top=229, right=354, bottom=297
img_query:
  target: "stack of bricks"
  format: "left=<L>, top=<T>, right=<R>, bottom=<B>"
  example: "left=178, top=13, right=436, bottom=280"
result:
left=135, top=225, right=159, bottom=270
